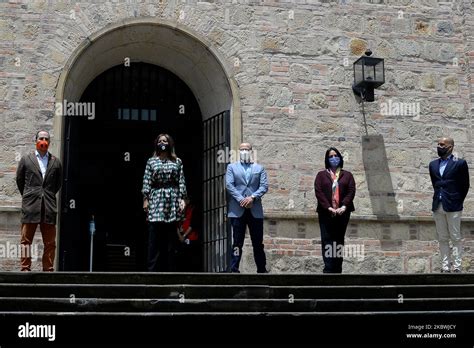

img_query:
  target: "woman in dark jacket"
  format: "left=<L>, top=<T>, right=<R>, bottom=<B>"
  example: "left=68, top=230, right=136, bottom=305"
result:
left=314, top=147, right=356, bottom=273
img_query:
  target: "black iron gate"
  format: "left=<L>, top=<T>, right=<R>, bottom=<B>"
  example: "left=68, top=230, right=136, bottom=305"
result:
left=58, top=62, right=202, bottom=271
left=202, top=111, right=231, bottom=272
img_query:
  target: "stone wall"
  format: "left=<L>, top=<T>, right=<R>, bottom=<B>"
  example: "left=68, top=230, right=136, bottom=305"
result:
left=240, top=216, right=474, bottom=273
left=1, top=0, right=473, bottom=272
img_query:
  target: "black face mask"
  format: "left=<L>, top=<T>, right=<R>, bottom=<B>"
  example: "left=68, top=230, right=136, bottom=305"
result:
left=437, top=146, right=449, bottom=157
left=156, top=143, right=169, bottom=153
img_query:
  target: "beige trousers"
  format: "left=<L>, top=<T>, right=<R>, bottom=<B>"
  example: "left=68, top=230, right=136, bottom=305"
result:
left=433, top=205, right=462, bottom=271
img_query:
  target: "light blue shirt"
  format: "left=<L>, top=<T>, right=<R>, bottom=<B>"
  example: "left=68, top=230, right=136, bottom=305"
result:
left=240, top=162, right=252, bottom=183
left=439, top=157, right=450, bottom=177
left=35, top=150, right=49, bottom=179
left=438, top=155, right=452, bottom=200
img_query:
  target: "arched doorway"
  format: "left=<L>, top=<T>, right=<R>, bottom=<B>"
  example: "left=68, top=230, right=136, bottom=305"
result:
left=54, top=20, right=242, bottom=272
left=59, top=63, right=202, bottom=271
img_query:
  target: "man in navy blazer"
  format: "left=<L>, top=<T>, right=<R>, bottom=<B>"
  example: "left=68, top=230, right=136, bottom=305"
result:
left=225, top=143, right=268, bottom=273
left=429, top=137, right=470, bottom=272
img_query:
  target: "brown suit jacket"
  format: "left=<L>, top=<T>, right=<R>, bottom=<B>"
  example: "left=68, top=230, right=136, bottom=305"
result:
left=16, top=152, right=63, bottom=224
left=314, top=169, right=356, bottom=214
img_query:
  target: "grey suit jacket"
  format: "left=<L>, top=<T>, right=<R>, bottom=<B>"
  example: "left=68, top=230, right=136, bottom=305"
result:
left=16, top=152, right=63, bottom=224
left=225, top=162, right=268, bottom=218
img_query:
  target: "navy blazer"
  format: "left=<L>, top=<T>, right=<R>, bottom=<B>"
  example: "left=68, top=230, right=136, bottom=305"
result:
left=429, top=156, right=470, bottom=212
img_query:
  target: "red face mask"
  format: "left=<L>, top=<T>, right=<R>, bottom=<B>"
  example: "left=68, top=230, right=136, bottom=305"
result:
left=36, top=140, right=49, bottom=152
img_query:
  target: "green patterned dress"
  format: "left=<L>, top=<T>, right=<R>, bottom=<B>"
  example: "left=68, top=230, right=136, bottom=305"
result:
left=142, top=157, right=187, bottom=223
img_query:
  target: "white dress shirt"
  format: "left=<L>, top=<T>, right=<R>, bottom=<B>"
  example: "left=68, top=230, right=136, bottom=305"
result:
left=35, top=150, right=49, bottom=179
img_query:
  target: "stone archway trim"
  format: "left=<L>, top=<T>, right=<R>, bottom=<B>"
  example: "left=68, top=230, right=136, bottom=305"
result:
left=53, top=17, right=242, bottom=159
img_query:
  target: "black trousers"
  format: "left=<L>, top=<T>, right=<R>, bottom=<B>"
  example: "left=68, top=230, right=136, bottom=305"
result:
left=147, top=222, right=179, bottom=272
left=318, top=211, right=351, bottom=273
left=230, top=209, right=267, bottom=273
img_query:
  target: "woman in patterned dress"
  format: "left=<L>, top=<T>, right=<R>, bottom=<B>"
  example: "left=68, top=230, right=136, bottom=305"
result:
left=142, top=134, right=187, bottom=272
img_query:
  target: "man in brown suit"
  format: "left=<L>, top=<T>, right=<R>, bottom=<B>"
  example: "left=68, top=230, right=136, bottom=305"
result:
left=16, top=130, right=63, bottom=271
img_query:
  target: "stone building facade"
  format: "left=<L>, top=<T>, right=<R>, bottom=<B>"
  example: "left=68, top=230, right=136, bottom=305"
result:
left=0, top=0, right=473, bottom=273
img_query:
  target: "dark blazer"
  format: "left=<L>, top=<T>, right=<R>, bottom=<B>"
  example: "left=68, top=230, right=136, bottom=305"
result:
left=314, top=169, right=356, bottom=214
left=16, top=152, right=63, bottom=224
left=429, top=156, right=469, bottom=212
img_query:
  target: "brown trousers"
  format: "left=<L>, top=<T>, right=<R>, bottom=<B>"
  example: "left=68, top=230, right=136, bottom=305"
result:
left=20, top=223, right=56, bottom=271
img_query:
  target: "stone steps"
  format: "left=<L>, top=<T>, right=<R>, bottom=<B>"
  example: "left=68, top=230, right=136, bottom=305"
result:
left=1, top=297, right=474, bottom=312
left=0, top=272, right=473, bottom=344
left=1, top=271, right=473, bottom=285
left=1, top=283, right=474, bottom=298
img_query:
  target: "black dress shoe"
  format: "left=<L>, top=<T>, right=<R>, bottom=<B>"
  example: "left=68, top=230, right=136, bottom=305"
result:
left=452, top=269, right=462, bottom=273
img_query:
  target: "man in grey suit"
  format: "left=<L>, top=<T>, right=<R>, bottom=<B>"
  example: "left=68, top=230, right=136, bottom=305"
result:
left=225, top=142, right=268, bottom=273
left=16, top=130, right=63, bottom=271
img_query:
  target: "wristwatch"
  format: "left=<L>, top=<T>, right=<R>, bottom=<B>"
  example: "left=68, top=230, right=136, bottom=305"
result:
left=251, top=195, right=256, bottom=200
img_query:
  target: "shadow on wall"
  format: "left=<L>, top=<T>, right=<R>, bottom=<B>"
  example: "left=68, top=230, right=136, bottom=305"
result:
left=362, top=135, right=400, bottom=219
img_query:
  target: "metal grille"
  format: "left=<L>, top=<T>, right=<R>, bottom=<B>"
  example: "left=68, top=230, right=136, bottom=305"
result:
left=202, top=111, right=231, bottom=272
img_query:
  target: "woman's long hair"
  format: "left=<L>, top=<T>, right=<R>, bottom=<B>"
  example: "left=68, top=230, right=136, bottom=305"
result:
left=153, top=133, right=177, bottom=162
left=324, top=147, right=344, bottom=169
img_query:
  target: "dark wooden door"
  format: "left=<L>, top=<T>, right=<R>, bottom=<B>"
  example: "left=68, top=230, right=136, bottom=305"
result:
left=59, top=63, right=202, bottom=271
